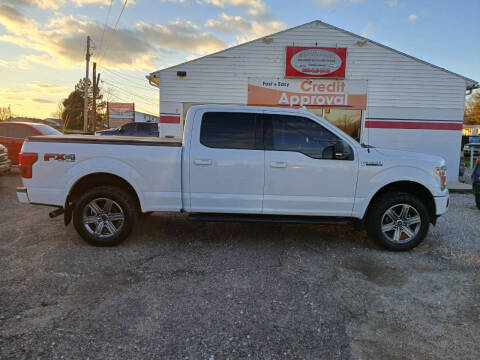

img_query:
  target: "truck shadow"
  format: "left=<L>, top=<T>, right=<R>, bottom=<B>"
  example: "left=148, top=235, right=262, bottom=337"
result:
left=133, top=212, right=375, bottom=250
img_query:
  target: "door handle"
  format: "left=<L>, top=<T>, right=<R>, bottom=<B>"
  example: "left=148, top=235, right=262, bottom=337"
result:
left=194, top=159, right=212, bottom=166
left=270, top=161, right=287, bottom=168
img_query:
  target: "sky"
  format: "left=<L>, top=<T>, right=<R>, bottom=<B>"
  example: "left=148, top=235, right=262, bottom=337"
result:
left=0, top=0, right=479, bottom=119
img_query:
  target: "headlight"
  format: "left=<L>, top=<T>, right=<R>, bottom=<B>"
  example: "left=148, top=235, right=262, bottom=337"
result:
left=435, top=166, right=447, bottom=191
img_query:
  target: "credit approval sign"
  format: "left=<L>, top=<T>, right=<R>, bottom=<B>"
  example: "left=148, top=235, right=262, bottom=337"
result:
left=285, top=46, right=347, bottom=78
left=247, top=78, right=367, bottom=109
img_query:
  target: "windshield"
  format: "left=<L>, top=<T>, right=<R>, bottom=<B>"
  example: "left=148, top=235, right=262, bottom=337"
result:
left=32, top=124, right=62, bottom=135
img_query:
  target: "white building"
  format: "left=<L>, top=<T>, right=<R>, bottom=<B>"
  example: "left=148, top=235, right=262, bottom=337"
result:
left=134, top=111, right=159, bottom=123
left=147, top=20, right=478, bottom=181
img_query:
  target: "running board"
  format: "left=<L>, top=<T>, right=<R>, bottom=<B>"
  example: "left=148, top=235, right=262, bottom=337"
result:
left=188, top=213, right=352, bottom=225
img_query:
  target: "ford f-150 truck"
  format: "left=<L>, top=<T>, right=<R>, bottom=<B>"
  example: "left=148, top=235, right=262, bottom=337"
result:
left=16, top=105, right=449, bottom=251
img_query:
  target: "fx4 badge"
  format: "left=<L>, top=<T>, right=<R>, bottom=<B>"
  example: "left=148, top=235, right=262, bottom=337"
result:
left=361, top=161, right=383, bottom=167
left=44, top=153, right=76, bottom=162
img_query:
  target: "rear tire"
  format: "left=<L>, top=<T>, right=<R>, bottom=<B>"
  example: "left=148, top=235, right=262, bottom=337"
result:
left=73, top=186, right=138, bottom=246
left=366, top=191, right=430, bottom=251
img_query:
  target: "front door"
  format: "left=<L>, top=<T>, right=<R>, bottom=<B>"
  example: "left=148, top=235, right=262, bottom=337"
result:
left=263, top=113, right=358, bottom=216
left=188, top=111, right=264, bottom=213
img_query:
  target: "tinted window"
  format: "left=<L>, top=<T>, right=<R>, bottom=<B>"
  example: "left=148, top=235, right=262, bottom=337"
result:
left=137, top=123, right=151, bottom=135
left=266, top=115, right=340, bottom=159
left=32, top=124, right=61, bottom=135
left=7, top=124, right=39, bottom=139
left=200, top=112, right=259, bottom=150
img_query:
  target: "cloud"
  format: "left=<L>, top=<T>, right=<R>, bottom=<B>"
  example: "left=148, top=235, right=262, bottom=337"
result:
left=0, top=3, right=228, bottom=71
left=205, top=13, right=285, bottom=42
left=315, top=0, right=363, bottom=6
left=30, top=98, right=56, bottom=104
left=408, top=14, right=418, bottom=21
left=0, top=4, right=36, bottom=34
left=361, top=22, right=373, bottom=37
left=386, top=0, right=398, bottom=7
left=136, top=20, right=226, bottom=55
left=71, top=0, right=111, bottom=6
left=4, top=0, right=66, bottom=10
left=200, top=0, right=270, bottom=18
left=28, top=83, right=68, bottom=93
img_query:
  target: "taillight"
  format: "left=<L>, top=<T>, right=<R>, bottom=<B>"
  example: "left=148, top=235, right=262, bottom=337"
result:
left=18, top=152, right=38, bottom=178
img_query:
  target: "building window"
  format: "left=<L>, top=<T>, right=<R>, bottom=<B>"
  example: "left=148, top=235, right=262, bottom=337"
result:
left=308, top=109, right=362, bottom=142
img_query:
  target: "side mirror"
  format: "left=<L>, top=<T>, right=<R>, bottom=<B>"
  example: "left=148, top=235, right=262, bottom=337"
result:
left=334, top=140, right=352, bottom=160
left=119, top=128, right=125, bottom=133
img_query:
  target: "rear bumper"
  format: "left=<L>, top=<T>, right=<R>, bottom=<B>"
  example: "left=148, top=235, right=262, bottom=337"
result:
left=16, top=187, right=30, bottom=203
left=0, top=160, right=11, bottom=173
left=434, top=193, right=449, bottom=216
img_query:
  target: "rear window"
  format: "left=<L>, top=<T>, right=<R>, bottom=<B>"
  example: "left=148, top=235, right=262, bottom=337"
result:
left=200, top=112, right=259, bottom=150
left=32, top=124, right=62, bottom=135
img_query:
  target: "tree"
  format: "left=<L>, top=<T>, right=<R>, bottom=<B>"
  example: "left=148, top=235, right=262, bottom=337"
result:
left=0, top=106, right=12, bottom=121
left=61, top=78, right=107, bottom=130
left=464, top=90, right=480, bottom=125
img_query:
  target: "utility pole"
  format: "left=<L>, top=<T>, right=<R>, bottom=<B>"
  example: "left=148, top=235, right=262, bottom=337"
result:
left=92, top=62, right=101, bottom=132
left=83, top=35, right=91, bottom=133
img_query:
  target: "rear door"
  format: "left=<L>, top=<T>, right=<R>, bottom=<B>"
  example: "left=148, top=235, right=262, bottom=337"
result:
left=188, top=111, right=264, bottom=213
left=263, top=113, right=358, bottom=216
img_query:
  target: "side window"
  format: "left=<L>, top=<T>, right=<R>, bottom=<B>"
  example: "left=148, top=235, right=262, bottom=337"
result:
left=8, top=125, right=38, bottom=139
left=266, top=115, right=341, bottom=160
left=0, top=125, right=7, bottom=137
left=122, top=123, right=135, bottom=135
left=200, top=112, right=260, bottom=150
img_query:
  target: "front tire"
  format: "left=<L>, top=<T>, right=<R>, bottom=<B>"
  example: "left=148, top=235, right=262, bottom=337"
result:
left=366, top=192, right=430, bottom=251
left=73, top=186, right=138, bottom=246
left=476, top=195, right=480, bottom=210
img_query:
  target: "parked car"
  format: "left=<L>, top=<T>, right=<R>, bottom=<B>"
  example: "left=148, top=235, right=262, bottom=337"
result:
left=96, top=122, right=159, bottom=137
left=472, top=158, right=480, bottom=209
left=16, top=105, right=449, bottom=251
left=0, top=144, right=11, bottom=174
left=0, top=122, right=61, bottom=165
left=463, top=143, right=480, bottom=157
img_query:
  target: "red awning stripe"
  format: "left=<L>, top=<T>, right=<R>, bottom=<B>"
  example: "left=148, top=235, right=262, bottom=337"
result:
left=365, top=121, right=462, bottom=130
left=160, top=115, right=180, bottom=124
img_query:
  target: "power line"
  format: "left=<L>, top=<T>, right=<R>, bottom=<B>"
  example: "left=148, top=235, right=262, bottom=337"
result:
left=98, top=0, right=113, bottom=53
left=102, top=80, right=158, bottom=104
left=102, top=68, right=155, bottom=90
left=97, top=0, right=128, bottom=67
left=107, top=93, right=157, bottom=115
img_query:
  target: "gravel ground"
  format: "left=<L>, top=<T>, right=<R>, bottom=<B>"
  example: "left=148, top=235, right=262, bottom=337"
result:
left=1, top=173, right=479, bottom=360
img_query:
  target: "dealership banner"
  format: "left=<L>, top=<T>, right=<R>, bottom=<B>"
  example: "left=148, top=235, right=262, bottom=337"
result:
left=108, top=102, right=134, bottom=119
left=247, top=78, right=367, bottom=109
left=285, top=46, right=347, bottom=78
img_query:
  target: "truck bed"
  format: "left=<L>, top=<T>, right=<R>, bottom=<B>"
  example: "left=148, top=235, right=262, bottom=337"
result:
left=27, top=134, right=182, bottom=147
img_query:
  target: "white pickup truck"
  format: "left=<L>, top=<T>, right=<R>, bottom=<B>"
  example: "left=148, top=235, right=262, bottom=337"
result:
left=16, top=105, right=449, bottom=251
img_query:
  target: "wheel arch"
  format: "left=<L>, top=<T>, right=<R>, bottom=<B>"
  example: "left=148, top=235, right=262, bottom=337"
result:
left=363, top=181, right=436, bottom=224
left=66, top=172, right=141, bottom=213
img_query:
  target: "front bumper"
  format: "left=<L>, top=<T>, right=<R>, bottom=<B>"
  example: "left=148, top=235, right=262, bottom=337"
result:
left=16, top=187, right=30, bottom=203
left=434, top=193, right=449, bottom=216
left=0, top=159, right=11, bottom=173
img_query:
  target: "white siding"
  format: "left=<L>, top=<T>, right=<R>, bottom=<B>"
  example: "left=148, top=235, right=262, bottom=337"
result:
left=155, top=20, right=471, bottom=180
